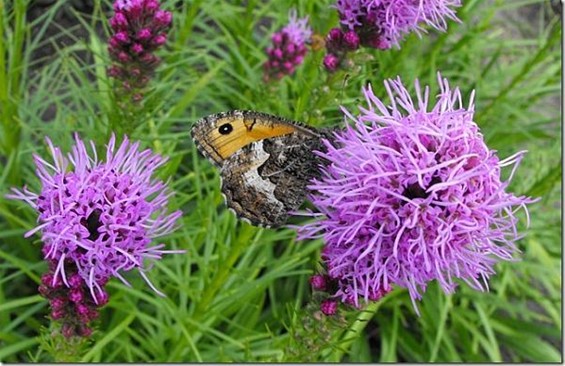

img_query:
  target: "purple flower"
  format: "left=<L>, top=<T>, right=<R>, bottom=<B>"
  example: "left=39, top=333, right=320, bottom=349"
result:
left=299, top=74, right=535, bottom=312
left=8, top=134, right=183, bottom=304
left=108, top=0, right=172, bottom=100
left=263, top=9, right=312, bottom=81
left=334, top=0, right=461, bottom=49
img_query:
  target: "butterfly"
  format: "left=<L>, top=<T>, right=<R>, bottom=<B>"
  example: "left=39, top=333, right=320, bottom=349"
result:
left=191, top=110, right=328, bottom=228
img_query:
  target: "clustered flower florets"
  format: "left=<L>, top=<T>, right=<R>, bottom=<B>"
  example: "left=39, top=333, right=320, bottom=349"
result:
left=264, top=9, right=312, bottom=81
left=38, top=265, right=108, bottom=337
left=107, top=0, right=172, bottom=101
left=300, top=74, right=535, bottom=313
left=324, top=0, right=461, bottom=72
left=8, top=134, right=183, bottom=336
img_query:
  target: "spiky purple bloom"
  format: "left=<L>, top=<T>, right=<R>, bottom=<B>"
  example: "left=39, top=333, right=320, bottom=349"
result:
left=299, top=74, right=535, bottom=311
left=263, top=9, right=312, bottom=81
left=8, top=134, right=183, bottom=303
left=108, top=0, right=172, bottom=100
left=334, top=0, right=461, bottom=49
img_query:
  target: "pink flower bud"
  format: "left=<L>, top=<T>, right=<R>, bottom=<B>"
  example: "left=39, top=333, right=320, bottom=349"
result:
left=309, top=275, right=327, bottom=291
left=68, top=274, right=83, bottom=288
left=118, top=51, right=131, bottom=62
left=61, top=323, right=76, bottom=338
left=365, top=35, right=391, bottom=50
left=343, top=30, right=360, bottom=50
left=110, top=12, right=128, bottom=30
left=272, top=32, right=283, bottom=45
left=51, top=308, right=66, bottom=320
left=69, top=288, right=83, bottom=303
left=50, top=296, right=67, bottom=310
left=152, top=34, right=167, bottom=46
left=154, top=10, right=172, bottom=27
left=137, top=28, right=152, bottom=41
left=76, top=303, right=90, bottom=316
left=327, top=28, right=343, bottom=43
left=41, top=273, right=54, bottom=287
left=79, top=326, right=93, bottom=337
left=283, top=61, right=293, bottom=72
left=320, top=299, right=338, bottom=315
left=145, top=0, right=159, bottom=12
left=273, top=48, right=283, bottom=59
left=323, top=53, right=340, bottom=72
left=131, top=43, right=144, bottom=54
left=38, top=284, right=50, bottom=297
left=115, top=31, right=130, bottom=44
left=95, top=290, right=109, bottom=306
left=285, top=43, right=296, bottom=54
left=140, top=53, right=160, bottom=66
left=109, top=36, right=121, bottom=49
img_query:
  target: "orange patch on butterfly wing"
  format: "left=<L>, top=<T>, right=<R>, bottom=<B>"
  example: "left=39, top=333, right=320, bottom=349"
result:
left=211, top=120, right=297, bottom=160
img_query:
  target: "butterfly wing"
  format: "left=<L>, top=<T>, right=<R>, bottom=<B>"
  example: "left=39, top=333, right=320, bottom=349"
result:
left=191, top=110, right=316, bottom=166
left=220, top=140, right=288, bottom=227
left=192, top=110, right=326, bottom=227
left=220, top=133, right=326, bottom=227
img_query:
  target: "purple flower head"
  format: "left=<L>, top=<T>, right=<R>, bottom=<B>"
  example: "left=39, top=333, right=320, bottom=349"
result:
left=333, top=0, right=461, bottom=49
left=281, top=8, right=312, bottom=46
left=108, top=0, right=172, bottom=100
left=263, top=9, right=312, bottom=82
left=8, top=134, right=183, bottom=303
left=299, top=73, right=535, bottom=312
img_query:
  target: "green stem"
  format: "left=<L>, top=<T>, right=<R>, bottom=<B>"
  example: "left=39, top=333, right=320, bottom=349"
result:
left=192, top=224, right=257, bottom=319
left=1, top=0, right=25, bottom=154
left=328, top=301, right=381, bottom=362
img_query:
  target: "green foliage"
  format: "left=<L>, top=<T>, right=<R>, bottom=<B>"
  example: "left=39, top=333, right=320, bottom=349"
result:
left=0, top=0, right=561, bottom=362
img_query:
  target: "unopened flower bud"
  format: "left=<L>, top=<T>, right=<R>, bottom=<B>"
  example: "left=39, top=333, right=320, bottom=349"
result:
left=323, top=53, right=340, bottom=72
left=343, top=30, right=360, bottom=50
left=320, top=299, right=338, bottom=316
left=309, top=275, right=327, bottom=291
